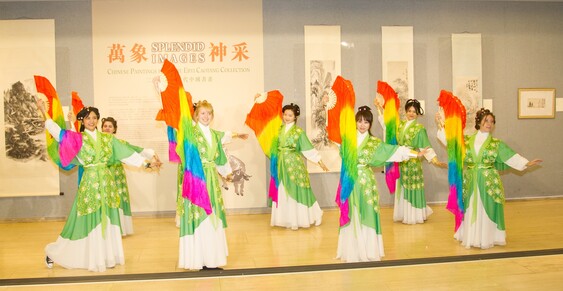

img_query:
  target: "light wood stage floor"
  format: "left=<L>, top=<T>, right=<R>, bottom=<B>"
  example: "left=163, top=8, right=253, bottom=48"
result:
left=1, top=198, right=563, bottom=290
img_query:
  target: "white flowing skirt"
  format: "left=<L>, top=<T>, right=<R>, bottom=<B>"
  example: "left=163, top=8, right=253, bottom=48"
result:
left=393, top=187, right=433, bottom=224
left=454, top=189, right=506, bottom=249
left=118, top=208, right=134, bottom=236
left=271, top=183, right=323, bottom=230
left=45, top=221, right=124, bottom=272
left=336, top=206, right=384, bottom=262
left=178, top=216, right=228, bottom=270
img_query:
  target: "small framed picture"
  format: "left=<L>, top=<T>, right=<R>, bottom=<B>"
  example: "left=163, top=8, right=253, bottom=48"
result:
left=517, top=88, right=556, bottom=119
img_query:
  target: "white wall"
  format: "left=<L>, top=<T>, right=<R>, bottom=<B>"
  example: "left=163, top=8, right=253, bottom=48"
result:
left=262, top=0, right=563, bottom=207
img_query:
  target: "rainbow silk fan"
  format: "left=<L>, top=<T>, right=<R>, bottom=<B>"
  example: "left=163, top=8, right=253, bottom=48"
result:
left=326, top=76, right=357, bottom=227
left=437, top=90, right=467, bottom=231
left=34, top=75, right=80, bottom=170
left=156, top=59, right=195, bottom=163
left=157, top=60, right=211, bottom=214
left=244, top=90, right=283, bottom=204
left=377, top=81, right=401, bottom=195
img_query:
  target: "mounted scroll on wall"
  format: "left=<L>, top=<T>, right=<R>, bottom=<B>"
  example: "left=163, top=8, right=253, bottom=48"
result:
left=452, top=33, right=483, bottom=134
left=382, top=26, right=414, bottom=119
left=304, top=25, right=341, bottom=173
left=0, top=19, right=60, bottom=197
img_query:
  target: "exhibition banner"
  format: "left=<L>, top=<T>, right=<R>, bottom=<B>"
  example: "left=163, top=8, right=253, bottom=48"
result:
left=92, top=0, right=265, bottom=211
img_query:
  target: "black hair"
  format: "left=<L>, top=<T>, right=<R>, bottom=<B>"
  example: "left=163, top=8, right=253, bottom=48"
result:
left=475, top=108, right=496, bottom=130
left=405, top=99, right=424, bottom=115
left=76, top=106, right=100, bottom=132
left=355, top=105, right=373, bottom=135
left=282, top=103, right=300, bottom=117
left=101, top=117, right=118, bottom=134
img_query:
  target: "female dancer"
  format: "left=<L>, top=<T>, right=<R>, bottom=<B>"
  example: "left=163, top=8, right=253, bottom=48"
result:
left=37, top=100, right=161, bottom=272
left=178, top=100, right=247, bottom=270
left=375, top=99, right=445, bottom=224
left=337, top=106, right=425, bottom=262
left=247, top=92, right=329, bottom=230
left=436, top=108, right=542, bottom=249
left=272, top=102, right=328, bottom=229
left=101, top=117, right=156, bottom=236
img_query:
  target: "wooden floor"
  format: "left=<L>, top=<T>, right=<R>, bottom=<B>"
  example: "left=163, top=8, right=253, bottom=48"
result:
left=1, top=198, right=563, bottom=289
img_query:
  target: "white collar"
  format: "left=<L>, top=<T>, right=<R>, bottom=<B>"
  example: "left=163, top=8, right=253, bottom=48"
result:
left=357, top=130, right=368, bottom=145
left=284, top=122, right=295, bottom=132
left=403, top=119, right=415, bottom=132
left=477, top=130, right=490, bottom=138
left=84, top=128, right=97, bottom=140
left=198, top=122, right=210, bottom=131
left=474, top=130, right=490, bottom=151
left=198, top=122, right=212, bottom=143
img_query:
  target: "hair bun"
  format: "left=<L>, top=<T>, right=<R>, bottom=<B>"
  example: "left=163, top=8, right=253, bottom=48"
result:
left=358, top=105, right=371, bottom=112
left=475, top=108, right=490, bottom=121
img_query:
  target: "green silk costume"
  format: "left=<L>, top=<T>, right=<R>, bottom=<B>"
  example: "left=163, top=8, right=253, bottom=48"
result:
left=344, top=135, right=399, bottom=233
left=463, top=133, right=516, bottom=231
left=396, top=120, right=432, bottom=209
left=179, top=125, right=228, bottom=236
left=59, top=131, right=138, bottom=240
left=276, top=124, right=318, bottom=207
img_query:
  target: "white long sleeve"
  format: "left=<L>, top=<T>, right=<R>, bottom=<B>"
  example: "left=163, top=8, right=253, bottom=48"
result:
left=301, top=149, right=322, bottom=163
left=139, top=148, right=155, bottom=160
left=422, top=147, right=437, bottom=162
left=505, top=154, right=530, bottom=171
left=387, top=146, right=418, bottom=162
left=44, top=119, right=62, bottom=142
left=437, top=128, right=447, bottom=146
left=121, top=153, right=146, bottom=167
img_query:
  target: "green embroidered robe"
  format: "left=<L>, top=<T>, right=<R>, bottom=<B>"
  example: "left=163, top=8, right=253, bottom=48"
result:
left=179, top=125, right=228, bottom=236
left=463, top=133, right=517, bottom=231
left=344, top=135, right=399, bottom=233
left=397, top=120, right=432, bottom=208
left=276, top=124, right=318, bottom=207
left=60, top=131, right=138, bottom=240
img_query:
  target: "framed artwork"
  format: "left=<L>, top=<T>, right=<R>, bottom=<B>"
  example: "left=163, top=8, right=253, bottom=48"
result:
left=518, top=88, right=556, bottom=119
